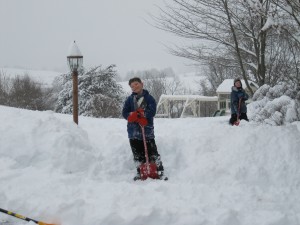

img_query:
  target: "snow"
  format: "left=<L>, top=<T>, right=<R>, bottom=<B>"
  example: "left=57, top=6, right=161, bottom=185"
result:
left=1, top=105, right=300, bottom=225
left=248, top=84, right=300, bottom=125
left=67, top=41, right=83, bottom=57
left=261, top=16, right=275, bottom=31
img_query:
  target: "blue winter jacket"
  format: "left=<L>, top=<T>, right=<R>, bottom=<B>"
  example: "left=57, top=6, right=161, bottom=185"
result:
left=230, top=86, right=249, bottom=114
left=122, top=89, right=156, bottom=140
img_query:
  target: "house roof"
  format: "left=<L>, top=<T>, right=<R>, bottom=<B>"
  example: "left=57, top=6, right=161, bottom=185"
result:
left=216, top=79, right=258, bottom=93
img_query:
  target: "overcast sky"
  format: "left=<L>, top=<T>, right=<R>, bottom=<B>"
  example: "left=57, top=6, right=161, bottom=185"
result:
left=0, top=0, right=194, bottom=77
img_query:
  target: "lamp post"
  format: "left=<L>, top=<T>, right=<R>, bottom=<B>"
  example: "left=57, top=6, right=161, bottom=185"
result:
left=67, top=41, right=83, bottom=125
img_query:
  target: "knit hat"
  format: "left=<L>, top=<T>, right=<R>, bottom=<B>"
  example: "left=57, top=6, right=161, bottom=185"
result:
left=234, top=78, right=242, bottom=87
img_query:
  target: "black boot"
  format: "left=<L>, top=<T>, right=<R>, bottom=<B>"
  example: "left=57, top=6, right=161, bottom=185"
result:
left=133, top=167, right=141, bottom=181
left=158, top=170, right=168, bottom=181
left=229, top=113, right=237, bottom=125
left=156, top=162, right=168, bottom=180
left=240, top=113, right=249, bottom=122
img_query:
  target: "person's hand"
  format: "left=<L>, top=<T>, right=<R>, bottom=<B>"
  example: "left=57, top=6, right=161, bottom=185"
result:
left=137, top=117, right=148, bottom=126
left=136, top=108, right=145, bottom=117
left=128, top=108, right=147, bottom=125
left=237, top=92, right=245, bottom=99
left=128, top=111, right=138, bottom=122
left=136, top=108, right=147, bottom=126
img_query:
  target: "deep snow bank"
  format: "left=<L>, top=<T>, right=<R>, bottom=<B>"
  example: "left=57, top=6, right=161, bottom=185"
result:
left=248, top=83, right=300, bottom=125
left=0, top=106, right=300, bottom=225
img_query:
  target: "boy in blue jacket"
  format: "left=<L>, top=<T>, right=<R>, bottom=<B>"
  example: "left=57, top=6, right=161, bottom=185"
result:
left=122, top=77, right=164, bottom=180
left=229, top=78, right=249, bottom=125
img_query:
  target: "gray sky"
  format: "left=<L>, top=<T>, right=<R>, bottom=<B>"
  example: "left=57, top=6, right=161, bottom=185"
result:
left=0, top=0, right=193, bottom=77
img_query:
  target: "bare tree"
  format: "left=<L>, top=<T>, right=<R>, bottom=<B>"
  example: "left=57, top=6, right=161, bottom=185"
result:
left=87, top=94, right=122, bottom=118
left=269, top=0, right=300, bottom=86
left=166, top=74, right=184, bottom=95
left=153, top=0, right=300, bottom=93
left=0, top=71, right=11, bottom=105
left=9, top=74, right=45, bottom=110
left=271, top=0, right=300, bottom=28
left=143, top=72, right=167, bottom=103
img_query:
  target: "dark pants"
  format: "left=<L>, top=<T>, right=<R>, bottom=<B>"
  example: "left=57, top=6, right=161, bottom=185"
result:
left=129, top=139, right=164, bottom=172
left=229, top=113, right=249, bottom=125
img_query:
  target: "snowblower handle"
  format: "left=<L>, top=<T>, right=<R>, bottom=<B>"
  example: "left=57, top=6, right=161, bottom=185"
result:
left=234, top=97, right=243, bottom=126
left=237, top=97, right=242, bottom=117
left=140, top=125, right=149, bottom=165
left=139, top=124, right=159, bottom=180
left=0, top=207, right=58, bottom=225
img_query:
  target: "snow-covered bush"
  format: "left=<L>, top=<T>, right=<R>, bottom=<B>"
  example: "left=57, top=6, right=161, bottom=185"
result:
left=248, top=83, right=300, bottom=125
left=55, top=65, right=125, bottom=118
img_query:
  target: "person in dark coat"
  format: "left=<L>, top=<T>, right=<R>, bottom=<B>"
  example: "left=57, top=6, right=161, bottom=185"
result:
left=122, top=77, right=164, bottom=180
left=229, top=78, right=249, bottom=125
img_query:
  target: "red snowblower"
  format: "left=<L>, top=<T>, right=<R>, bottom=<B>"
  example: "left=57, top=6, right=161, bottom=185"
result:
left=139, top=125, right=159, bottom=180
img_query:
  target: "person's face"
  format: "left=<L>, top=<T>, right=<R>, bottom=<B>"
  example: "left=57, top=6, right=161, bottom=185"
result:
left=130, top=81, right=143, bottom=94
left=235, top=81, right=241, bottom=88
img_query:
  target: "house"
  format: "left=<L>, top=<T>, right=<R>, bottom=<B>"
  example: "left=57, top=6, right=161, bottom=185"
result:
left=156, top=79, right=258, bottom=118
left=216, top=79, right=259, bottom=112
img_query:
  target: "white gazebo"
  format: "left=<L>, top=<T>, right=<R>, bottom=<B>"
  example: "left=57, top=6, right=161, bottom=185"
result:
left=156, top=94, right=218, bottom=118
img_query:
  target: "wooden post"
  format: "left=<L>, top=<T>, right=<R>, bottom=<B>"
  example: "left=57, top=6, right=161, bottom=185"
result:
left=72, top=70, right=78, bottom=125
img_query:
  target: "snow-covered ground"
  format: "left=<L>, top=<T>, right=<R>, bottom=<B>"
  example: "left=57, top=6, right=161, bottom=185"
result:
left=1, top=105, right=300, bottom=225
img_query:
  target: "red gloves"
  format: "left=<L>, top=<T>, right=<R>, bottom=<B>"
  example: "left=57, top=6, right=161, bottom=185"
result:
left=128, top=111, right=138, bottom=123
left=127, top=108, right=148, bottom=126
left=136, top=108, right=145, bottom=117
left=138, top=117, right=148, bottom=126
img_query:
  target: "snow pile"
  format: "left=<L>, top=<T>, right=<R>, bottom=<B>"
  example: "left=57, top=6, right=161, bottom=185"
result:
left=0, top=108, right=97, bottom=174
left=1, top=105, right=300, bottom=225
left=248, top=83, right=300, bottom=125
